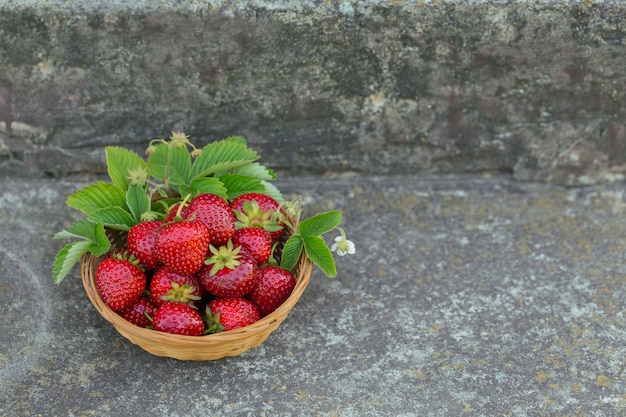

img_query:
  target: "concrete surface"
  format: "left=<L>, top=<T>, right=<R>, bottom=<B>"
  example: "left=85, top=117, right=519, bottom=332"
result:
left=1, top=173, right=625, bottom=416
left=2, top=1, right=626, bottom=184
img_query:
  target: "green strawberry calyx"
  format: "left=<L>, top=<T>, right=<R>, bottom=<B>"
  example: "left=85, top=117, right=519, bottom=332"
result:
left=203, top=307, right=225, bottom=334
left=160, top=281, right=202, bottom=306
left=108, top=249, right=146, bottom=271
left=233, top=200, right=282, bottom=232
left=204, top=240, right=243, bottom=276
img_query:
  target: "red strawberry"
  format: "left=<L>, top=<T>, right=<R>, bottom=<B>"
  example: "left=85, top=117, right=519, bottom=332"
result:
left=127, top=221, right=162, bottom=270
left=118, top=294, right=156, bottom=328
left=185, top=194, right=235, bottom=246
left=152, top=302, right=205, bottom=336
left=197, top=241, right=257, bottom=298
left=232, top=227, right=272, bottom=265
left=205, top=298, right=260, bottom=333
left=107, top=247, right=129, bottom=259
left=95, top=257, right=147, bottom=311
left=149, top=265, right=203, bottom=307
left=154, top=219, right=211, bottom=275
left=163, top=202, right=189, bottom=222
left=230, top=193, right=284, bottom=241
left=230, top=193, right=280, bottom=213
left=249, top=265, right=296, bottom=316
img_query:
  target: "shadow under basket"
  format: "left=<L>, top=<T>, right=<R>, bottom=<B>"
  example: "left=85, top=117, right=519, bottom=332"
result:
left=80, top=252, right=313, bottom=361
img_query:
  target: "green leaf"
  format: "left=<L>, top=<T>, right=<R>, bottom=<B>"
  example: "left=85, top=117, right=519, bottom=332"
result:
left=190, top=139, right=259, bottom=180
left=147, top=143, right=191, bottom=187
left=88, top=207, right=136, bottom=231
left=223, top=136, right=248, bottom=146
left=167, top=145, right=192, bottom=185
left=126, top=184, right=151, bottom=222
left=66, top=182, right=127, bottom=216
left=106, top=146, right=147, bottom=191
left=53, top=240, right=93, bottom=285
left=87, top=222, right=112, bottom=256
left=54, top=220, right=111, bottom=254
left=303, top=234, right=337, bottom=278
left=147, top=143, right=169, bottom=182
left=234, top=162, right=277, bottom=181
left=51, top=220, right=109, bottom=284
left=54, top=219, right=100, bottom=241
left=180, top=178, right=228, bottom=200
left=260, top=181, right=283, bottom=203
left=219, top=174, right=266, bottom=200
left=280, top=234, right=304, bottom=271
left=299, top=210, right=342, bottom=237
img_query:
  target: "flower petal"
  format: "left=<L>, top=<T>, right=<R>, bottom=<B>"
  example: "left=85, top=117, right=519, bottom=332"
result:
left=347, top=241, right=356, bottom=254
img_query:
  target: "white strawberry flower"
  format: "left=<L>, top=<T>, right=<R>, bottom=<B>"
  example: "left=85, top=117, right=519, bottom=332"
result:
left=330, top=228, right=355, bottom=256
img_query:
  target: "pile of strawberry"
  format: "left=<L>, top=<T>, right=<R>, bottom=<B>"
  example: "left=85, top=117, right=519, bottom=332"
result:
left=99, top=192, right=296, bottom=336
left=53, top=133, right=353, bottom=341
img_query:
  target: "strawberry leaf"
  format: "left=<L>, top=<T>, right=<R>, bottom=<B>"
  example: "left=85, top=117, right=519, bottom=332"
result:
left=223, top=136, right=248, bottom=146
left=54, top=220, right=110, bottom=252
left=299, top=211, right=342, bottom=237
left=88, top=207, right=136, bottom=231
left=219, top=174, right=265, bottom=200
left=87, top=223, right=112, bottom=256
left=233, top=162, right=277, bottom=181
left=261, top=180, right=284, bottom=203
left=147, top=143, right=169, bottom=182
left=54, top=219, right=101, bottom=241
left=302, top=234, right=337, bottom=278
left=190, top=139, right=259, bottom=180
left=53, top=241, right=93, bottom=285
left=167, top=145, right=192, bottom=185
left=52, top=221, right=110, bottom=284
left=106, top=146, right=147, bottom=191
left=280, top=234, right=304, bottom=271
left=148, top=143, right=191, bottom=188
left=126, top=184, right=150, bottom=222
left=66, top=182, right=127, bottom=216
left=179, top=177, right=228, bottom=199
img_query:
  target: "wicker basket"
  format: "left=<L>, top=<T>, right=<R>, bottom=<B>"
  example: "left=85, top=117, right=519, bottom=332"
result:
left=80, top=248, right=312, bottom=361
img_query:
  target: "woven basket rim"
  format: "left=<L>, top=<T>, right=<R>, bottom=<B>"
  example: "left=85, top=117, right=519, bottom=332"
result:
left=81, top=250, right=312, bottom=360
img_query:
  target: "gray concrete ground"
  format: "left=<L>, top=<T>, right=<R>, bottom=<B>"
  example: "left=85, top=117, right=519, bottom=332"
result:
left=0, top=173, right=624, bottom=416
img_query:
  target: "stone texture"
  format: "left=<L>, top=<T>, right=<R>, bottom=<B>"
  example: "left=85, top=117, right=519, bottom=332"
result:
left=1, top=174, right=625, bottom=416
left=1, top=1, right=626, bottom=184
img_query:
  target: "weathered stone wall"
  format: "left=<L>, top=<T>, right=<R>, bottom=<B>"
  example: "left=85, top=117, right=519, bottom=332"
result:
left=1, top=1, right=625, bottom=184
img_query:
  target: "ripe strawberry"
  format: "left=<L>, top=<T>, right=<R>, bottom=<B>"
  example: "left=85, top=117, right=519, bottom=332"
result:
left=205, top=298, right=260, bottom=333
left=127, top=221, right=162, bottom=270
left=118, top=294, right=156, bottom=328
left=197, top=241, right=257, bottom=298
left=230, top=193, right=280, bottom=214
left=185, top=193, right=235, bottom=246
left=154, top=219, right=211, bottom=275
left=232, top=227, right=272, bottom=265
left=152, top=302, right=205, bottom=336
left=163, top=201, right=189, bottom=222
left=230, top=193, right=284, bottom=241
left=149, top=265, right=203, bottom=307
left=107, top=247, right=129, bottom=259
left=95, top=257, right=147, bottom=311
left=249, top=265, right=296, bottom=317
